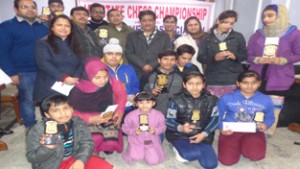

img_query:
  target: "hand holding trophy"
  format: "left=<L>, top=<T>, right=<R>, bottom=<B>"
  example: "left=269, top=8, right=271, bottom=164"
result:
left=156, top=74, right=168, bottom=93
left=44, top=121, right=60, bottom=145
left=139, top=114, right=149, bottom=132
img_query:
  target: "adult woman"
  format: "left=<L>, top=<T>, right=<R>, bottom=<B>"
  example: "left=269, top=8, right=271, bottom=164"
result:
left=247, top=4, right=300, bottom=135
left=68, top=58, right=126, bottom=155
left=198, top=10, right=247, bottom=98
left=166, top=72, right=219, bottom=169
left=34, top=15, right=82, bottom=102
left=174, top=16, right=206, bottom=73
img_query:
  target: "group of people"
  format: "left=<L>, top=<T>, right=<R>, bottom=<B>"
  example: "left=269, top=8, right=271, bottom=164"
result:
left=1, top=0, right=300, bottom=168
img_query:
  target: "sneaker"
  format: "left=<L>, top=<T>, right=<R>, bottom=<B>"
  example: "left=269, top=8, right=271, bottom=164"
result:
left=172, top=147, right=188, bottom=163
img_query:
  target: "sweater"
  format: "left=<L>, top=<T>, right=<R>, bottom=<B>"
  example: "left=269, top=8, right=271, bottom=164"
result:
left=0, top=17, right=48, bottom=76
left=217, top=90, right=275, bottom=129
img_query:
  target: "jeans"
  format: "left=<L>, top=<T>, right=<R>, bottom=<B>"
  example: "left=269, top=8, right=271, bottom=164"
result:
left=18, top=72, right=36, bottom=127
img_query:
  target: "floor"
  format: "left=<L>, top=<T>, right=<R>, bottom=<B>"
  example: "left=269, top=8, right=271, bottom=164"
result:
left=0, top=116, right=300, bottom=169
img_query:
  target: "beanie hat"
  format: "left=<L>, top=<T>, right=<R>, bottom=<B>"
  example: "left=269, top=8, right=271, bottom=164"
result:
left=48, top=0, right=64, bottom=5
left=103, top=38, right=123, bottom=54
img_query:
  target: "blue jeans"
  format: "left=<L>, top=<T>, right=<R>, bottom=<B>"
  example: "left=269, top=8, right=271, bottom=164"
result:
left=173, top=139, right=218, bottom=169
left=18, top=72, right=36, bottom=127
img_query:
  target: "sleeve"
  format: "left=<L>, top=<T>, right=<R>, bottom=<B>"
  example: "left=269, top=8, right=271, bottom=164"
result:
left=217, top=96, right=227, bottom=129
left=112, top=79, right=127, bottom=115
left=26, top=125, right=57, bottom=163
left=34, top=40, right=70, bottom=81
left=129, top=65, right=140, bottom=94
left=247, top=32, right=260, bottom=64
left=121, top=111, right=137, bottom=136
left=143, top=74, right=154, bottom=93
left=234, top=33, right=247, bottom=63
left=165, top=100, right=181, bottom=132
left=263, top=97, right=275, bottom=129
left=0, top=24, right=17, bottom=76
left=203, top=105, right=219, bottom=136
left=125, top=33, right=146, bottom=69
left=153, top=111, right=167, bottom=135
left=73, top=119, right=94, bottom=163
left=197, top=36, right=209, bottom=64
left=285, top=29, right=300, bottom=63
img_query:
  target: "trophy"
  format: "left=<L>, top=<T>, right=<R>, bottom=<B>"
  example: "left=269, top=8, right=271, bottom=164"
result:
left=263, top=44, right=277, bottom=58
left=254, top=111, right=265, bottom=124
left=54, top=11, right=64, bottom=16
left=191, top=109, right=202, bottom=130
left=139, top=114, right=149, bottom=132
left=44, top=121, right=59, bottom=145
left=101, top=112, right=114, bottom=128
left=98, top=29, right=108, bottom=48
left=156, top=74, right=168, bottom=93
left=219, top=42, right=228, bottom=51
left=42, top=7, right=51, bottom=16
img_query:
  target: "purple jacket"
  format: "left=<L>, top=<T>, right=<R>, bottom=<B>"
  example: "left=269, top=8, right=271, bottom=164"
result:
left=247, top=26, right=300, bottom=91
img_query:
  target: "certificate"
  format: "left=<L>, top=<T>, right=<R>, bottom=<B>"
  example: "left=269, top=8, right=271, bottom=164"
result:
left=223, top=122, right=256, bottom=133
left=0, top=69, right=12, bottom=85
left=51, top=81, right=74, bottom=96
left=102, top=104, right=118, bottom=115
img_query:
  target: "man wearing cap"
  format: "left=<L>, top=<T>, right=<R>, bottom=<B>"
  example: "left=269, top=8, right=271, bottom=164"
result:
left=70, top=6, right=102, bottom=58
left=39, top=0, right=64, bottom=24
left=0, top=0, right=48, bottom=129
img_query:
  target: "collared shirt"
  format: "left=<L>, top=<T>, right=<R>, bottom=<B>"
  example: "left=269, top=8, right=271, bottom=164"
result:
left=16, top=15, right=41, bottom=25
left=143, top=27, right=158, bottom=45
left=213, top=28, right=232, bottom=42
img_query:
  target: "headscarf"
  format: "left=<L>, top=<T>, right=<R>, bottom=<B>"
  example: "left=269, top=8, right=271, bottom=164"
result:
left=263, top=4, right=290, bottom=37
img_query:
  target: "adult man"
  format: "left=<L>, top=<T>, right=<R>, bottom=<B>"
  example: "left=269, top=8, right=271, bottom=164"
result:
left=38, top=0, right=64, bottom=23
left=95, top=9, right=134, bottom=63
left=71, top=6, right=102, bottom=58
left=87, top=3, right=108, bottom=31
left=0, top=0, right=48, bottom=128
left=126, top=10, right=171, bottom=84
left=163, top=15, right=181, bottom=49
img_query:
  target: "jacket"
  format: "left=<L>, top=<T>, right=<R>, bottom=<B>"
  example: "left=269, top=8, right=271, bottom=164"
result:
left=166, top=89, right=219, bottom=144
left=26, top=117, right=94, bottom=169
left=198, top=29, right=247, bottom=85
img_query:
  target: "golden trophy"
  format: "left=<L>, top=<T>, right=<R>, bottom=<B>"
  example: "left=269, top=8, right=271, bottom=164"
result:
left=263, top=44, right=277, bottom=58
left=42, top=7, right=51, bottom=16
left=98, top=29, right=108, bottom=48
left=254, top=111, right=265, bottom=124
left=156, top=74, right=168, bottom=93
left=139, top=114, right=149, bottom=132
left=191, top=109, right=202, bottom=129
left=44, top=121, right=59, bottom=145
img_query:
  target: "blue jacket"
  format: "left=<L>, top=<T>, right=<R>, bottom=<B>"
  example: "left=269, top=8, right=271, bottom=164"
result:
left=0, top=17, right=48, bottom=76
left=107, top=63, right=139, bottom=95
left=218, top=90, right=275, bottom=129
left=34, top=37, right=82, bottom=102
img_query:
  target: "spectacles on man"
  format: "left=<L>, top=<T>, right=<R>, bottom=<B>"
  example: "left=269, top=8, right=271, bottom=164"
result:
left=91, top=11, right=105, bottom=15
left=18, top=5, right=37, bottom=10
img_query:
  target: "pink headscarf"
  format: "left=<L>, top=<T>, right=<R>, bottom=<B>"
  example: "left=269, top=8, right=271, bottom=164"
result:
left=76, top=57, right=109, bottom=93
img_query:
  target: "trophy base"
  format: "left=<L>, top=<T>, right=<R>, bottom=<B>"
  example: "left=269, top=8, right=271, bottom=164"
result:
left=160, top=87, right=169, bottom=93
left=44, top=135, right=59, bottom=145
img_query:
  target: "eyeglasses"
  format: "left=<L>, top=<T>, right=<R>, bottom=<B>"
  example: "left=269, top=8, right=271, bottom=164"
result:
left=18, top=5, right=37, bottom=10
left=91, top=11, right=105, bottom=15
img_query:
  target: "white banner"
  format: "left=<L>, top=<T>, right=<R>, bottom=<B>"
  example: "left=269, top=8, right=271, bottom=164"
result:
left=76, top=0, right=215, bottom=34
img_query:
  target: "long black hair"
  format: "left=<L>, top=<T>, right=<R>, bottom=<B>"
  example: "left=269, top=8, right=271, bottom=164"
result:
left=210, top=10, right=238, bottom=31
left=47, top=15, right=81, bottom=56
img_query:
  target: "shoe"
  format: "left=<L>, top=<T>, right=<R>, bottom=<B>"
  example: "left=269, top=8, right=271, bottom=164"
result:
left=0, top=128, right=14, bottom=135
left=288, top=123, right=300, bottom=133
left=172, top=147, right=188, bottom=163
left=0, top=141, right=8, bottom=151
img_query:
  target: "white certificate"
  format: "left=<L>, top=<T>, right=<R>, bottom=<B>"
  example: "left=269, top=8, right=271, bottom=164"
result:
left=51, top=81, right=74, bottom=96
left=102, top=104, right=118, bottom=115
left=223, top=122, right=256, bottom=133
left=0, top=69, right=12, bottom=85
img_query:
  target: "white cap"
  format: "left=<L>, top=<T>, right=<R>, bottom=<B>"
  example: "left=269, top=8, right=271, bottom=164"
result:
left=103, top=38, right=123, bottom=54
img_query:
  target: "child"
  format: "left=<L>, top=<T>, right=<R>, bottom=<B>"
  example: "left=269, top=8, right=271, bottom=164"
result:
left=68, top=58, right=126, bottom=155
left=166, top=71, right=219, bottom=169
left=144, top=50, right=183, bottom=115
left=26, top=94, right=113, bottom=169
left=122, top=92, right=166, bottom=165
left=174, top=44, right=200, bottom=78
left=102, top=38, right=140, bottom=113
left=218, top=70, right=275, bottom=166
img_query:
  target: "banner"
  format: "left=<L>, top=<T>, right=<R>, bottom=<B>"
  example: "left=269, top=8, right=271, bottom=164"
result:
left=76, top=0, right=215, bottom=34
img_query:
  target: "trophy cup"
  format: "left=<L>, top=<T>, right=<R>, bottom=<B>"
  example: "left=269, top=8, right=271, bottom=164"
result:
left=191, top=109, right=201, bottom=129
left=42, top=7, right=51, bottom=16
left=98, top=29, right=108, bottom=48
left=44, top=121, right=59, bottom=145
left=139, top=114, right=149, bottom=132
left=156, top=74, right=168, bottom=93
left=219, top=42, right=228, bottom=51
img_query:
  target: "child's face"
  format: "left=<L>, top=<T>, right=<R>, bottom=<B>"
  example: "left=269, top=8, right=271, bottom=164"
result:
left=217, top=17, right=235, bottom=33
left=177, top=53, right=192, bottom=67
left=158, top=55, right=177, bottom=72
left=45, top=102, right=73, bottom=124
left=91, top=70, right=109, bottom=87
left=263, top=9, right=277, bottom=26
left=183, top=76, right=205, bottom=98
left=136, top=100, right=155, bottom=113
left=237, top=77, right=261, bottom=96
left=103, top=52, right=122, bottom=68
